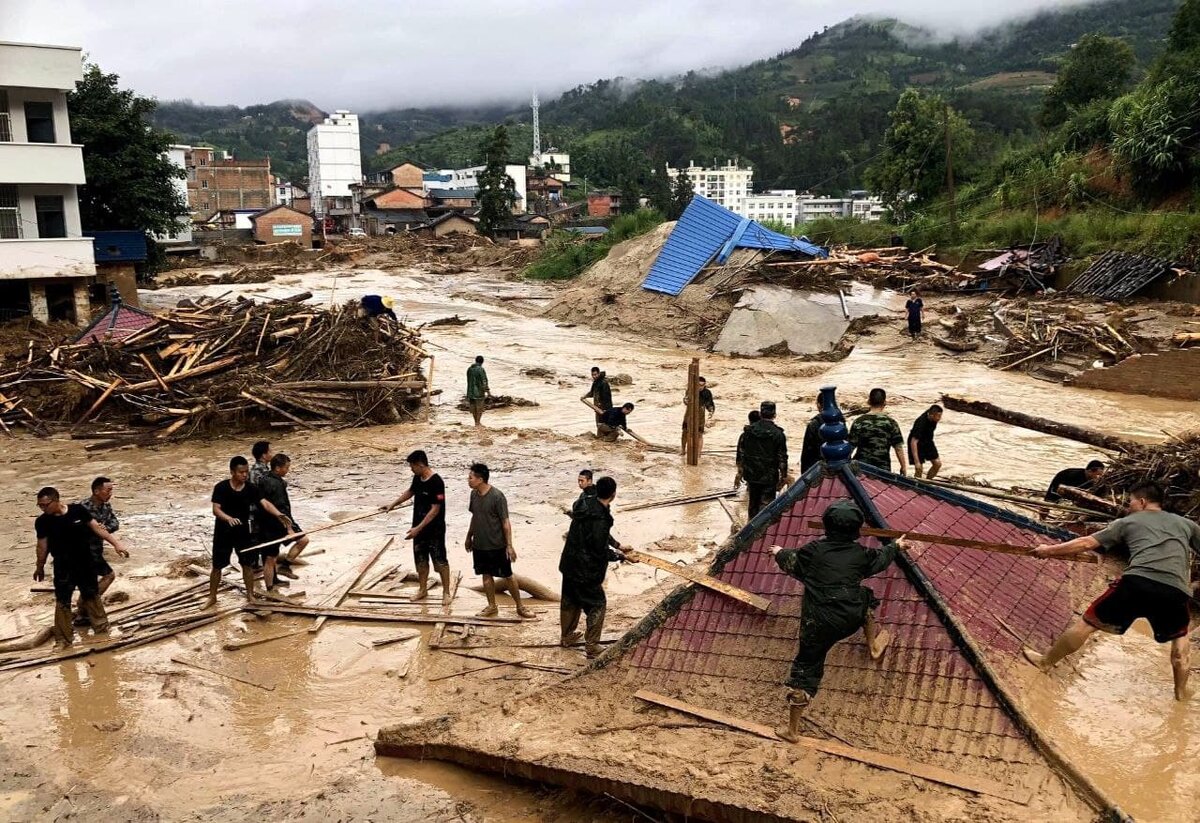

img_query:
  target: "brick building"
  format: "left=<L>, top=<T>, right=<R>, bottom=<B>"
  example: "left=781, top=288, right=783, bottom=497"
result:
left=185, top=147, right=273, bottom=221
left=586, top=190, right=621, bottom=218
left=250, top=205, right=313, bottom=246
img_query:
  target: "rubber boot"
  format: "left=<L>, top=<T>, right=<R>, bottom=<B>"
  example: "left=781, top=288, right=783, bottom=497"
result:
left=775, top=689, right=811, bottom=743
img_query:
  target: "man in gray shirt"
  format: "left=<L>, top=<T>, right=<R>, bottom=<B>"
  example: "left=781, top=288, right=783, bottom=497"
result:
left=466, top=463, right=535, bottom=619
left=1024, top=481, right=1198, bottom=702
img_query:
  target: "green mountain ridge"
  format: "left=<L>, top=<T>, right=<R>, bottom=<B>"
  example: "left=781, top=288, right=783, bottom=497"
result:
left=151, top=0, right=1182, bottom=190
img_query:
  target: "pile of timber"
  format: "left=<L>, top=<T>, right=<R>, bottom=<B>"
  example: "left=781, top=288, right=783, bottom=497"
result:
left=987, top=299, right=1150, bottom=376
left=0, top=293, right=429, bottom=442
left=1094, top=431, right=1200, bottom=519
left=1065, top=251, right=1185, bottom=300
left=972, top=237, right=1067, bottom=292
left=754, top=245, right=974, bottom=292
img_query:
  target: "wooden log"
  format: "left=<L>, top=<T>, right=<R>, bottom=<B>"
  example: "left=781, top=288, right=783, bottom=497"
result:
left=266, top=380, right=424, bottom=391
left=138, top=353, right=173, bottom=394
left=239, top=390, right=318, bottom=430
left=803, top=522, right=1099, bottom=563
left=633, top=690, right=1031, bottom=805
left=439, top=647, right=575, bottom=675
left=222, top=629, right=308, bottom=651
left=621, top=489, right=740, bottom=512
left=370, top=630, right=422, bottom=648
left=940, top=395, right=1139, bottom=453
left=74, top=377, right=124, bottom=426
left=311, top=536, right=394, bottom=634
left=929, top=334, right=979, bottom=353
left=242, top=602, right=519, bottom=626
left=915, top=478, right=1104, bottom=517
left=1055, top=485, right=1125, bottom=517
left=622, top=550, right=771, bottom=611
left=117, top=354, right=242, bottom=392
left=237, top=508, right=393, bottom=555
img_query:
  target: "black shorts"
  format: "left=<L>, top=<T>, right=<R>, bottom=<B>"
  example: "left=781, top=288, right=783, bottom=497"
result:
left=90, top=544, right=114, bottom=578
left=414, top=535, right=448, bottom=567
left=213, top=525, right=254, bottom=570
left=472, top=548, right=513, bottom=578
left=1083, top=575, right=1192, bottom=643
left=916, top=441, right=939, bottom=463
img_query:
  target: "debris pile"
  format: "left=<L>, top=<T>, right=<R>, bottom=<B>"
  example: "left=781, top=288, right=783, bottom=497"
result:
left=1094, top=432, right=1200, bottom=519
left=973, top=238, right=1068, bottom=291
left=1065, top=250, right=1184, bottom=299
left=455, top=395, right=538, bottom=411
left=0, top=293, right=429, bottom=443
left=753, top=245, right=972, bottom=293
left=989, top=301, right=1150, bottom=376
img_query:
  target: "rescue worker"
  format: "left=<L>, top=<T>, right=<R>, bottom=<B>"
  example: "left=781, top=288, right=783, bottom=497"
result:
left=257, top=453, right=310, bottom=583
left=680, top=376, right=716, bottom=453
left=597, top=403, right=635, bottom=443
left=799, top=398, right=823, bottom=473
left=770, top=500, right=904, bottom=741
left=733, top=410, right=760, bottom=488
left=466, top=355, right=490, bottom=427
left=582, top=367, right=613, bottom=433
left=736, top=401, right=789, bottom=517
left=76, top=477, right=131, bottom=611
left=848, top=388, right=907, bottom=474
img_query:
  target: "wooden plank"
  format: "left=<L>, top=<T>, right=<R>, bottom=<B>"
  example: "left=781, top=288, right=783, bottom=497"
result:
left=239, top=390, right=319, bottom=430
left=623, top=550, right=770, bottom=611
left=940, top=395, right=1139, bottom=453
left=370, top=630, right=422, bottom=648
left=634, top=691, right=1031, bottom=805
left=311, top=536, right=394, bottom=634
left=74, top=377, right=123, bottom=426
left=137, top=353, right=173, bottom=394
left=237, top=509, right=394, bottom=556
left=171, top=655, right=274, bottom=691
left=245, top=603, right=520, bottom=626
left=222, top=629, right=308, bottom=651
left=803, top=522, right=1100, bottom=564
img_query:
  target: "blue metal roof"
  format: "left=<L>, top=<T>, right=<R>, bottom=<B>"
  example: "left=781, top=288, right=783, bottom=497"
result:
left=88, top=230, right=147, bottom=263
left=641, top=196, right=826, bottom=296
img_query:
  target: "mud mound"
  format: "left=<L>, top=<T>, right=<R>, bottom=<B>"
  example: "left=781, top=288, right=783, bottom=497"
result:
left=541, top=223, right=736, bottom=346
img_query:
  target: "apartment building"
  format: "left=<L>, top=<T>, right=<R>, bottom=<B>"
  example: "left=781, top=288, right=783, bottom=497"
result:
left=667, top=161, right=753, bottom=214
left=307, top=110, right=362, bottom=220
left=184, top=146, right=272, bottom=221
left=0, top=40, right=95, bottom=324
left=742, top=189, right=798, bottom=227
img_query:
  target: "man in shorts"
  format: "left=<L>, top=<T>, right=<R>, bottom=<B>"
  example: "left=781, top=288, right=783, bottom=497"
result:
left=382, top=450, right=451, bottom=605
left=907, top=405, right=943, bottom=480
left=257, top=453, right=309, bottom=585
left=465, top=463, right=535, bottom=619
left=1025, top=481, right=1199, bottom=701
left=206, top=456, right=293, bottom=607
left=77, top=476, right=132, bottom=616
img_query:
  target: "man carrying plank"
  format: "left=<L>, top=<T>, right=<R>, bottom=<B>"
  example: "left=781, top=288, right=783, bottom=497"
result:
left=1025, top=481, right=1198, bottom=701
left=257, top=454, right=310, bottom=585
left=206, top=456, right=294, bottom=608
left=76, top=476, right=131, bottom=622
left=560, top=475, right=635, bottom=658
left=382, top=450, right=452, bottom=606
left=770, top=500, right=906, bottom=741
left=465, top=463, right=535, bottom=619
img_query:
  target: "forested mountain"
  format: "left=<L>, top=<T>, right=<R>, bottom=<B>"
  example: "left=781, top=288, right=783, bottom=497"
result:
left=151, top=0, right=1181, bottom=191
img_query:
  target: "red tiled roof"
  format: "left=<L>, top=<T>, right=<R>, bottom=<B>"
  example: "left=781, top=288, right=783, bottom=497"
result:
left=77, top=305, right=160, bottom=344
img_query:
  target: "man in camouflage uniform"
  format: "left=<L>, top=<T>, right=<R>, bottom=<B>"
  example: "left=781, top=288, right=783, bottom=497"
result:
left=848, top=388, right=907, bottom=475
left=736, top=400, right=789, bottom=518
left=77, top=477, right=131, bottom=620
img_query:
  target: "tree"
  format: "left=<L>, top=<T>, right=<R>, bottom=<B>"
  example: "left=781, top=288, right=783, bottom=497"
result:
left=476, top=125, right=517, bottom=236
left=1039, top=34, right=1136, bottom=130
left=68, top=64, right=188, bottom=235
left=866, top=90, right=973, bottom=219
left=647, top=160, right=675, bottom=218
left=671, top=165, right=695, bottom=219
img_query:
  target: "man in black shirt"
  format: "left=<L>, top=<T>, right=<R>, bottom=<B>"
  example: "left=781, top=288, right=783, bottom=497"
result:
left=383, top=450, right=451, bottom=605
left=207, top=456, right=293, bottom=608
left=258, top=453, right=310, bottom=584
left=574, top=469, right=597, bottom=513
left=908, top=405, right=944, bottom=480
left=34, top=486, right=121, bottom=645
left=736, top=401, right=789, bottom=517
left=597, top=403, right=635, bottom=443
left=1045, top=460, right=1105, bottom=502
left=681, top=376, right=716, bottom=452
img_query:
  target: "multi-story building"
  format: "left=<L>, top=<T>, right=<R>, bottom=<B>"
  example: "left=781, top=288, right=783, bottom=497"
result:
left=742, top=189, right=798, bottom=228
left=159, top=144, right=193, bottom=245
left=274, top=178, right=305, bottom=207
left=423, top=164, right=526, bottom=213
left=667, top=161, right=753, bottom=214
left=530, top=149, right=570, bottom=182
left=184, top=146, right=272, bottom=222
left=796, top=192, right=886, bottom=224
left=307, top=110, right=362, bottom=220
left=0, top=40, right=96, bottom=324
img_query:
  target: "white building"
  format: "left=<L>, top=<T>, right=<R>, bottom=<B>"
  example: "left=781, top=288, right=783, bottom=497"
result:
left=306, top=110, right=362, bottom=217
left=0, top=40, right=95, bottom=324
left=530, top=149, right=570, bottom=182
left=274, top=178, right=305, bottom=207
left=159, top=144, right=193, bottom=245
left=796, top=192, right=887, bottom=224
left=742, top=189, right=798, bottom=228
left=423, top=164, right=527, bottom=212
left=668, top=161, right=753, bottom=214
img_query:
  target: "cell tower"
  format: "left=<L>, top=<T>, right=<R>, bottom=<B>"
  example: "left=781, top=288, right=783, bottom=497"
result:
left=531, top=92, right=542, bottom=167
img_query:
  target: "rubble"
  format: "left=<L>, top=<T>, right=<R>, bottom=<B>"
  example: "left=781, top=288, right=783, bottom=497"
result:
left=0, top=293, right=429, bottom=443
left=454, top=395, right=538, bottom=411
left=1094, top=431, right=1200, bottom=519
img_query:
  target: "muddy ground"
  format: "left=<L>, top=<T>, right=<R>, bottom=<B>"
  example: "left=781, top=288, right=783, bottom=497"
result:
left=0, top=260, right=1197, bottom=821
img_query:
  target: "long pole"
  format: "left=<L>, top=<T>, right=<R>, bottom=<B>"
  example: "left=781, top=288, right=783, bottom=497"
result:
left=684, top=357, right=701, bottom=466
left=236, top=506, right=403, bottom=555
left=804, top=521, right=1099, bottom=563
left=945, top=102, right=957, bottom=243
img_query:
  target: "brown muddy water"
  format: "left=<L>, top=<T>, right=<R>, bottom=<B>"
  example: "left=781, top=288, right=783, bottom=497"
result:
left=0, top=264, right=1195, bottom=821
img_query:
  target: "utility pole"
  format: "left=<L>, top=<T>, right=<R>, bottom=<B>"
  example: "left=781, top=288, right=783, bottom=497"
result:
left=944, top=102, right=957, bottom=242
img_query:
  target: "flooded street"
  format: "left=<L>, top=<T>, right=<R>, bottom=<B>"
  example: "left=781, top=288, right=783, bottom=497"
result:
left=1, top=263, right=1197, bottom=821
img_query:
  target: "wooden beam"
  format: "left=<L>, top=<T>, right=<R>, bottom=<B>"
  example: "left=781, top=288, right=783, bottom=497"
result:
left=623, top=550, right=770, bottom=611
left=237, top=508, right=395, bottom=555
left=940, top=395, right=1140, bottom=453
left=803, top=522, right=1100, bottom=564
left=370, top=630, right=422, bottom=648
left=311, top=536, right=394, bottom=634
left=634, top=690, right=1031, bottom=805
left=684, top=357, right=701, bottom=466
left=239, top=390, right=318, bottom=430
left=74, top=377, right=123, bottom=426
left=242, top=602, right=520, bottom=626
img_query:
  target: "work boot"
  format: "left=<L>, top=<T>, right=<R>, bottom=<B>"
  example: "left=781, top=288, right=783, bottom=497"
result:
left=775, top=689, right=811, bottom=743
left=560, top=631, right=583, bottom=648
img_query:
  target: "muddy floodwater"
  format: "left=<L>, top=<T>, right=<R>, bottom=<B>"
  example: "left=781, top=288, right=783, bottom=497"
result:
left=0, top=264, right=1196, bottom=821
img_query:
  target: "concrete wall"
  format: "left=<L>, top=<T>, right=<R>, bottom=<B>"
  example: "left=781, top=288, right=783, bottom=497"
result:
left=0, top=43, right=84, bottom=90
left=252, top=208, right=312, bottom=246
left=13, top=183, right=83, bottom=239
left=0, top=237, right=94, bottom=278
left=1068, top=349, right=1200, bottom=400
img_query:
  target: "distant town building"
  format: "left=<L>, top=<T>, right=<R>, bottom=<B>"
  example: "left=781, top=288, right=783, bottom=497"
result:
left=423, top=164, right=526, bottom=213
left=306, top=110, right=363, bottom=220
left=0, top=40, right=96, bottom=325
left=742, top=189, right=798, bottom=227
left=185, top=146, right=273, bottom=222
left=667, top=161, right=753, bottom=214
left=161, top=145, right=194, bottom=245
left=273, top=178, right=305, bottom=207
left=530, top=149, right=570, bottom=182
left=586, top=189, right=621, bottom=218
left=797, top=192, right=886, bottom=224
left=250, top=204, right=313, bottom=247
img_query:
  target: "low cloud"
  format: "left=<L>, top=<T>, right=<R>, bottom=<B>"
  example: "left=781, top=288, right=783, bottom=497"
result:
left=1, top=0, right=1104, bottom=111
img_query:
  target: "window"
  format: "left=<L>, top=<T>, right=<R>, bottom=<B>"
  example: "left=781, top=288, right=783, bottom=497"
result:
left=0, top=185, right=20, bottom=239
left=24, top=101, right=55, bottom=143
left=35, top=195, right=66, bottom=238
left=200, top=202, right=209, bottom=210
left=201, top=180, right=209, bottom=189
left=199, top=156, right=208, bottom=166
left=0, top=91, right=10, bottom=142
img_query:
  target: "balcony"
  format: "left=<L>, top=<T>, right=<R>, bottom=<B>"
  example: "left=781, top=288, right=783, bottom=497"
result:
left=0, top=42, right=85, bottom=90
left=0, top=237, right=95, bottom=279
left=0, top=142, right=85, bottom=185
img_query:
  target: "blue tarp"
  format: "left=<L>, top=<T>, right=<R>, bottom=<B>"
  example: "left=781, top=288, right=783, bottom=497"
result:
left=88, top=230, right=147, bottom=263
left=641, top=196, right=826, bottom=296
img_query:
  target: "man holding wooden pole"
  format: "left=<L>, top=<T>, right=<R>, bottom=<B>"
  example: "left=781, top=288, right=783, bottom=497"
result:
left=382, top=450, right=452, bottom=606
left=206, top=456, right=293, bottom=608
left=256, top=453, right=310, bottom=584
left=597, top=403, right=635, bottom=443
left=1024, top=481, right=1198, bottom=701
left=770, top=500, right=906, bottom=741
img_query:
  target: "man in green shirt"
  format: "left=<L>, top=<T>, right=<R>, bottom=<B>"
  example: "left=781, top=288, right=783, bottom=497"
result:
left=1025, top=481, right=1199, bottom=702
left=466, top=355, right=490, bottom=427
left=848, top=388, right=907, bottom=475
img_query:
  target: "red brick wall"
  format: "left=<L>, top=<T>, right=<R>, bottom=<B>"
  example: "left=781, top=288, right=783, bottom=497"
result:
left=587, top=194, right=615, bottom=218
left=252, top=208, right=312, bottom=246
left=187, top=152, right=272, bottom=219
left=1069, top=349, right=1200, bottom=400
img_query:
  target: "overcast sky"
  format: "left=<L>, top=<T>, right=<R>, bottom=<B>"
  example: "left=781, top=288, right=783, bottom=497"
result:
left=2, top=0, right=1100, bottom=111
